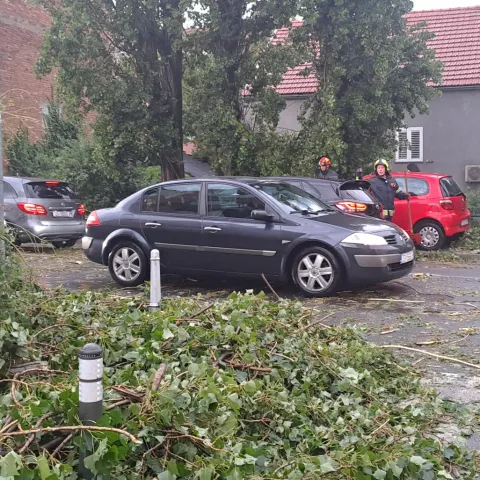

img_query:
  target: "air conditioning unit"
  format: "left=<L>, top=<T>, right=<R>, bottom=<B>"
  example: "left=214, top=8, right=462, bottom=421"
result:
left=465, top=165, right=480, bottom=183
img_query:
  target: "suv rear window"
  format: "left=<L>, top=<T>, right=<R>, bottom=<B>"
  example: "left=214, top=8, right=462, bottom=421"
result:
left=25, top=182, right=78, bottom=199
left=440, top=177, right=463, bottom=197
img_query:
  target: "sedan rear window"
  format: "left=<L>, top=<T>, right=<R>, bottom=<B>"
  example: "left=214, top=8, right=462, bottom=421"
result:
left=25, top=181, right=78, bottom=199
left=440, top=177, right=464, bottom=197
left=340, top=189, right=374, bottom=203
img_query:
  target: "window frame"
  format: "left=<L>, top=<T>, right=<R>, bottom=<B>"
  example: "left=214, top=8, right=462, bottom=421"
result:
left=141, top=187, right=160, bottom=213
left=3, top=181, right=17, bottom=199
left=395, top=127, right=423, bottom=164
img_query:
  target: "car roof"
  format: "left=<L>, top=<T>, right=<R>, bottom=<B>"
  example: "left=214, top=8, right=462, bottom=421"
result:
left=4, top=176, right=68, bottom=184
left=389, top=172, right=450, bottom=179
left=160, top=176, right=342, bottom=185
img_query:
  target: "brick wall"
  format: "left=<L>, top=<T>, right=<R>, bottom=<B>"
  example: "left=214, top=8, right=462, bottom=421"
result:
left=0, top=0, right=55, bottom=153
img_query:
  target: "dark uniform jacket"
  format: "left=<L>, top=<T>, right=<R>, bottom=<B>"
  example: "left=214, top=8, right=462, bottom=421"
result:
left=315, top=168, right=339, bottom=180
left=369, top=174, right=408, bottom=216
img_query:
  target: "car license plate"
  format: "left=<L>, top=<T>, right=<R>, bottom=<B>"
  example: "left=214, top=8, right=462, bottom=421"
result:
left=400, top=251, right=414, bottom=264
left=52, top=210, right=74, bottom=218
left=461, top=219, right=469, bottom=226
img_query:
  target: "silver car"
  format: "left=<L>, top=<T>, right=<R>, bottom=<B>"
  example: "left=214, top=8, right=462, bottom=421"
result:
left=3, top=176, right=86, bottom=248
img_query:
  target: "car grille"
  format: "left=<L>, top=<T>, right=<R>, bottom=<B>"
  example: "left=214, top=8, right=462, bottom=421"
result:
left=384, top=235, right=397, bottom=245
left=389, top=260, right=414, bottom=272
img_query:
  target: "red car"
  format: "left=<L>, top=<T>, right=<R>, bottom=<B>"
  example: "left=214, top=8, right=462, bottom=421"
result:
left=364, top=173, right=471, bottom=250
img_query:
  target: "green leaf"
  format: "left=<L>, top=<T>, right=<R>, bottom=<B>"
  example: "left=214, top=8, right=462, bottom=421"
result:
left=37, top=455, right=51, bottom=480
left=373, top=469, right=386, bottom=479
left=318, top=455, right=338, bottom=473
left=197, top=467, right=214, bottom=480
left=410, top=456, right=426, bottom=466
left=0, top=451, right=21, bottom=477
left=83, top=438, right=108, bottom=473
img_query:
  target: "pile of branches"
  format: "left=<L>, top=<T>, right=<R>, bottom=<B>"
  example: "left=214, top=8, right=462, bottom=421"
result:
left=0, top=262, right=476, bottom=479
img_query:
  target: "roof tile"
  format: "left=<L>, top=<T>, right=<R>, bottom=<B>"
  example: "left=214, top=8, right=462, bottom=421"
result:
left=274, top=6, right=480, bottom=95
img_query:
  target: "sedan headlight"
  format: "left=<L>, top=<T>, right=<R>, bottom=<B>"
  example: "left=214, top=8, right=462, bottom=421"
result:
left=341, top=233, right=388, bottom=246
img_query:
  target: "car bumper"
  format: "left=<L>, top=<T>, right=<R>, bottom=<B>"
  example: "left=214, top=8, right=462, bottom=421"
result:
left=443, top=212, right=471, bottom=237
left=82, top=236, right=105, bottom=265
left=18, top=223, right=85, bottom=242
left=339, top=243, right=415, bottom=284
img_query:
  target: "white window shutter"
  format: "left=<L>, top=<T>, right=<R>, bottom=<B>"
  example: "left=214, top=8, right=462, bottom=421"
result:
left=395, top=127, right=423, bottom=162
left=409, top=127, right=423, bottom=162
left=397, top=130, right=408, bottom=161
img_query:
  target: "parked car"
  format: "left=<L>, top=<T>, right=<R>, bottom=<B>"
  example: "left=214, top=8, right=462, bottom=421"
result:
left=82, top=178, right=414, bottom=297
left=3, top=176, right=86, bottom=248
left=264, top=177, right=383, bottom=219
left=364, top=172, right=471, bottom=250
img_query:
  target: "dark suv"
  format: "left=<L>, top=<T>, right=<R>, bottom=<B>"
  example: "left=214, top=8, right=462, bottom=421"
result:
left=3, top=176, right=86, bottom=247
left=263, top=177, right=383, bottom=218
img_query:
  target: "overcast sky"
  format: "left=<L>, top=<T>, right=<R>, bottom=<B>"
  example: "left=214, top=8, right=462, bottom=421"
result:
left=414, top=0, right=480, bottom=10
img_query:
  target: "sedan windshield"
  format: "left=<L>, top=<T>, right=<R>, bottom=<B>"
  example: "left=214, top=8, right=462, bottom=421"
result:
left=253, top=182, right=334, bottom=214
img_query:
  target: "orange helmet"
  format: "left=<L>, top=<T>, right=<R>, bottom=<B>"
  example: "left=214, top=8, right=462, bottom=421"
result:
left=319, top=156, right=331, bottom=167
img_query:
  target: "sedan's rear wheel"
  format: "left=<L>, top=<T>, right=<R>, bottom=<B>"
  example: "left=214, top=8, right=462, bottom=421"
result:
left=292, top=246, right=342, bottom=297
left=108, top=241, right=147, bottom=287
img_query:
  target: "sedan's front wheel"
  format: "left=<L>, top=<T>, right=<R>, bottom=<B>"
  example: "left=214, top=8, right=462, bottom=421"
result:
left=292, top=246, right=342, bottom=297
left=108, top=241, right=147, bottom=287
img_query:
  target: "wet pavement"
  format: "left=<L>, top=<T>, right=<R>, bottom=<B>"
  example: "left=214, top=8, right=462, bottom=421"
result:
left=21, top=243, right=480, bottom=451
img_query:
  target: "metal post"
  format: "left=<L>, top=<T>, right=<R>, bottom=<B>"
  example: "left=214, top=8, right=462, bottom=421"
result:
left=78, top=343, right=103, bottom=479
left=0, top=107, right=5, bottom=262
left=149, top=249, right=161, bottom=312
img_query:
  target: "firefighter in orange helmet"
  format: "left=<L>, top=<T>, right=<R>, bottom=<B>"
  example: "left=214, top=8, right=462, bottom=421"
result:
left=315, top=156, right=338, bottom=180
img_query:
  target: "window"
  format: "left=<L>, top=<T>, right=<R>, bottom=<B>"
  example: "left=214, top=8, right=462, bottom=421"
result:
left=440, top=177, right=463, bottom=197
left=25, top=182, right=77, bottom=199
left=142, top=188, right=159, bottom=212
left=396, top=127, right=423, bottom=163
left=207, top=184, right=265, bottom=219
left=3, top=181, right=17, bottom=198
left=395, top=178, right=429, bottom=196
left=158, top=183, right=200, bottom=215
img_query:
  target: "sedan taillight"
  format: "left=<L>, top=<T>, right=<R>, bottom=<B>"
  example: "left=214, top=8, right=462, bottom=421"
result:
left=336, top=201, right=368, bottom=213
left=17, top=202, right=48, bottom=215
left=77, top=204, right=86, bottom=215
left=86, top=211, right=101, bottom=226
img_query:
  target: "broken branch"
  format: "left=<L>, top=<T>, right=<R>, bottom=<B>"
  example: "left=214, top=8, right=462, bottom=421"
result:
left=0, top=425, right=142, bottom=445
left=261, top=273, right=281, bottom=302
left=152, top=363, right=167, bottom=392
left=381, top=345, right=480, bottom=370
left=293, top=312, right=334, bottom=333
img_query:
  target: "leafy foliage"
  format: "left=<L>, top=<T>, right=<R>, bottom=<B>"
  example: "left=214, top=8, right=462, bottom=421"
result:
left=293, top=0, right=443, bottom=177
left=36, top=0, right=186, bottom=181
left=184, top=0, right=303, bottom=175
left=0, top=259, right=476, bottom=478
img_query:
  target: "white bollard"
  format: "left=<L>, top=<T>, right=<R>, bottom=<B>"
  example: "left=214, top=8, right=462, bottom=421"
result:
left=78, top=343, right=103, bottom=478
left=149, top=249, right=161, bottom=312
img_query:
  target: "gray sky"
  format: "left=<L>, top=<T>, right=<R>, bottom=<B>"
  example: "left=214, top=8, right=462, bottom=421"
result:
left=414, top=0, right=480, bottom=10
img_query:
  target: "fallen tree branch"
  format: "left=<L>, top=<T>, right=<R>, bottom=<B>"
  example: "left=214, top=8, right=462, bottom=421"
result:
left=368, top=298, right=425, bottom=304
left=0, top=425, right=142, bottom=444
left=18, top=413, right=53, bottom=454
left=293, top=312, right=334, bottom=333
left=152, top=364, right=167, bottom=392
left=191, top=303, right=214, bottom=319
left=52, top=433, right=73, bottom=458
left=261, top=273, right=281, bottom=302
left=111, top=386, right=144, bottom=402
left=224, top=359, right=272, bottom=373
left=380, top=328, right=400, bottom=335
left=106, top=399, right=132, bottom=411
left=381, top=345, right=480, bottom=370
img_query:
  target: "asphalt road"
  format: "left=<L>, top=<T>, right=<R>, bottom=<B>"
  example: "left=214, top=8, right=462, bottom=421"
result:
left=21, top=244, right=480, bottom=451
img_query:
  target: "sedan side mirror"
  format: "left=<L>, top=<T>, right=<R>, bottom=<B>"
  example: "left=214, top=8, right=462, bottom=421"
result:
left=251, top=210, right=273, bottom=222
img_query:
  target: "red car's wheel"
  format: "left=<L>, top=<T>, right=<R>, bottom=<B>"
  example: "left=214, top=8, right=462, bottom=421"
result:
left=415, top=220, right=446, bottom=251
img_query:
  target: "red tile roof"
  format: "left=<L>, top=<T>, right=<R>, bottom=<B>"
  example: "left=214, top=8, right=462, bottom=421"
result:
left=274, top=6, right=480, bottom=95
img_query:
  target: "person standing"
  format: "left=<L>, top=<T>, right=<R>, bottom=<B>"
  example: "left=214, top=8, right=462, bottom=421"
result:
left=369, top=159, right=409, bottom=221
left=315, top=156, right=338, bottom=180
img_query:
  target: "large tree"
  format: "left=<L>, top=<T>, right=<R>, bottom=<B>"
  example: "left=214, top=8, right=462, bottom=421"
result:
left=295, top=0, right=443, bottom=176
left=184, top=0, right=302, bottom=176
left=36, top=0, right=188, bottom=180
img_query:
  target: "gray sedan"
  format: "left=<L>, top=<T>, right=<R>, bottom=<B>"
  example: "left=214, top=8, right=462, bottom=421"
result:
left=82, top=178, right=415, bottom=297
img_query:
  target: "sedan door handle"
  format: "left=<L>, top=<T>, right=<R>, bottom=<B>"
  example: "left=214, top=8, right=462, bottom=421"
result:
left=145, top=222, right=162, bottom=227
left=204, top=226, right=221, bottom=232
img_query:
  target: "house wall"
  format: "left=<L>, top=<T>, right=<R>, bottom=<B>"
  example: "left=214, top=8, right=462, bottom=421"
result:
left=0, top=0, right=54, bottom=159
left=276, top=89, right=480, bottom=191
left=392, top=88, right=480, bottom=192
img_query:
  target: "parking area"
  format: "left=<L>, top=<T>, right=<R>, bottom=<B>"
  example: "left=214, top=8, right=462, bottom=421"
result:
left=21, top=243, right=480, bottom=448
